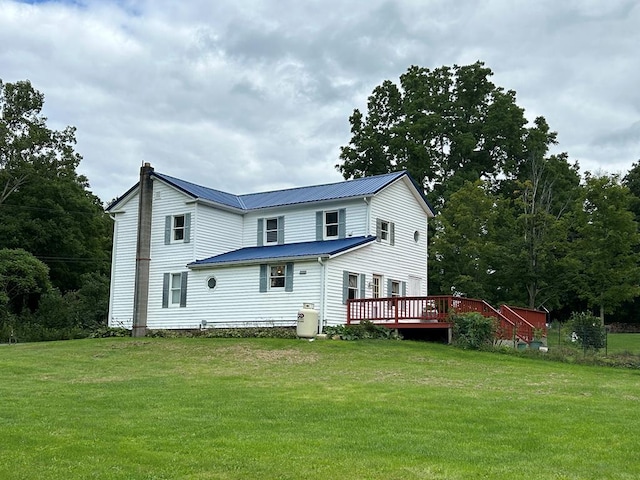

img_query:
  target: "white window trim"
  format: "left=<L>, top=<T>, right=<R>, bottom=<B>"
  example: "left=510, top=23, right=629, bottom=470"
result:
left=324, top=210, right=339, bottom=239
left=270, top=264, right=286, bottom=289
left=170, top=273, right=182, bottom=306
left=264, top=217, right=279, bottom=245
left=172, top=215, right=185, bottom=243
left=347, top=273, right=359, bottom=301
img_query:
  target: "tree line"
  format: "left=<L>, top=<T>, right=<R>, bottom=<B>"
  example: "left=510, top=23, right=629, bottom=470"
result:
left=0, top=79, right=112, bottom=341
left=2, top=63, right=640, bottom=342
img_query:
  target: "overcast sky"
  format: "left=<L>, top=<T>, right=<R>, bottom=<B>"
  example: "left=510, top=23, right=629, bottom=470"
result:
left=1, top=0, right=639, bottom=203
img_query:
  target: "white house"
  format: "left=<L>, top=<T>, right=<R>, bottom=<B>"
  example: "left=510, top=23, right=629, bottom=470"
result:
left=106, top=164, right=435, bottom=335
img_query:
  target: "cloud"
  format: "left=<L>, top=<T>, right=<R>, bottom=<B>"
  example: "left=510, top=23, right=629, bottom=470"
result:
left=1, top=0, right=639, bottom=202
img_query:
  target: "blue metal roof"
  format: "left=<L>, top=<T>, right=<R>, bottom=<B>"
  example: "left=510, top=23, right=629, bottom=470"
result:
left=153, top=173, right=245, bottom=210
left=238, top=171, right=407, bottom=209
left=108, top=169, right=435, bottom=215
left=189, top=236, right=376, bottom=267
left=154, top=170, right=411, bottom=211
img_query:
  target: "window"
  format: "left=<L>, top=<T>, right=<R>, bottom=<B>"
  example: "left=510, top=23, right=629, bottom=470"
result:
left=325, top=211, right=339, bottom=238
left=164, top=214, right=191, bottom=244
left=173, top=215, right=185, bottom=241
left=259, top=263, right=293, bottom=292
left=162, top=272, right=188, bottom=308
left=387, top=279, right=406, bottom=298
left=316, top=209, right=346, bottom=240
left=342, top=270, right=366, bottom=304
left=257, top=216, right=284, bottom=246
left=270, top=264, right=286, bottom=288
left=265, top=218, right=278, bottom=244
left=207, top=277, right=217, bottom=289
left=376, top=218, right=395, bottom=245
left=170, top=273, right=182, bottom=304
left=347, top=273, right=359, bottom=300
left=380, top=221, right=389, bottom=241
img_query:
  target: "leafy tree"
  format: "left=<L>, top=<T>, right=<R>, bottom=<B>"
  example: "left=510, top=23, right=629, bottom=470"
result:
left=504, top=153, right=581, bottom=309
left=337, top=62, right=555, bottom=208
left=0, top=79, right=112, bottom=292
left=431, top=180, right=501, bottom=301
left=573, top=173, right=640, bottom=322
left=623, top=160, right=640, bottom=223
left=0, top=248, right=51, bottom=317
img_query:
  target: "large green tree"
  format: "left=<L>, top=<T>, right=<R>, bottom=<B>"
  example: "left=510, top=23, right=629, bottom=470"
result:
left=337, top=62, right=555, bottom=208
left=573, top=173, right=640, bottom=322
left=0, top=79, right=112, bottom=293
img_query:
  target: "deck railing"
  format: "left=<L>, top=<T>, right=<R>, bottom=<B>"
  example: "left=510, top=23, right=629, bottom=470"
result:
left=347, top=295, right=538, bottom=343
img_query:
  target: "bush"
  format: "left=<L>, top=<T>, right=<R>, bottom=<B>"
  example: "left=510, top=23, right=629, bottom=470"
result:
left=323, top=321, right=401, bottom=340
left=147, top=327, right=298, bottom=339
left=568, top=311, right=606, bottom=350
left=451, top=312, right=497, bottom=349
left=89, top=326, right=131, bottom=338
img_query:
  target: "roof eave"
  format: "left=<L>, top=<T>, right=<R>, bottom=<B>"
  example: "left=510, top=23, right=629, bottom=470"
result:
left=188, top=254, right=329, bottom=269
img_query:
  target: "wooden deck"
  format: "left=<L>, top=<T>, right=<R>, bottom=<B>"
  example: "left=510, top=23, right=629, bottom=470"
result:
left=346, top=295, right=547, bottom=343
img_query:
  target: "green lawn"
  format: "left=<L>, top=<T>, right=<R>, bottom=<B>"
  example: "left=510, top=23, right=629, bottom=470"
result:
left=1, top=338, right=639, bottom=479
left=606, top=333, right=640, bottom=354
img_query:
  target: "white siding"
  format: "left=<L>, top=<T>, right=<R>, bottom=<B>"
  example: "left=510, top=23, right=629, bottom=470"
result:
left=147, top=260, right=322, bottom=329
left=243, top=199, right=368, bottom=246
left=193, top=202, right=243, bottom=260
left=321, top=178, right=429, bottom=325
left=108, top=193, right=139, bottom=328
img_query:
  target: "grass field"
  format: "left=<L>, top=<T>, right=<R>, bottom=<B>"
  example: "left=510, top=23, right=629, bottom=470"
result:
left=546, top=331, right=640, bottom=355
left=605, top=333, right=640, bottom=354
left=1, top=338, right=639, bottom=479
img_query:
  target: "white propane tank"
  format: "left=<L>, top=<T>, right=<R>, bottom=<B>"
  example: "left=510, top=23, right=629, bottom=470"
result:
left=297, top=303, right=318, bottom=338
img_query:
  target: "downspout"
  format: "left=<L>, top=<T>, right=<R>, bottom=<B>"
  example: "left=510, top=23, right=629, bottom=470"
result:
left=132, top=162, right=154, bottom=337
left=363, top=197, right=370, bottom=236
left=425, top=215, right=429, bottom=296
left=317, top=256, right=325, bottom=333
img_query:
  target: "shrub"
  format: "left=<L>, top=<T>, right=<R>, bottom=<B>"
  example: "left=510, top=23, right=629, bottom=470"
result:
left=451, top=312, right=497, bottom=349
left=89, top=326, right=131, bottom=338
left=323, top=321, right=401, bottom=340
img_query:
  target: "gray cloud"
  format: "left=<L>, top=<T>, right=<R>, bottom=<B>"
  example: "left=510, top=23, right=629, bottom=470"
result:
left=1, top=0, right=639, bottom=203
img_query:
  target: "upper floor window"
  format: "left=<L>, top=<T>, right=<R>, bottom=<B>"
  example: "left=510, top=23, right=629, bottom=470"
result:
left=173, top=215, right=185, bottom=241
left=376, top=218, right=395, bottom=245
left=316, top=208, right=346, bottom=241
left=390, top=280, right=401, bottom=297
left=380, top=220, right=389, bottom=241
left=257, top=216, right=284, bottom=246
left=325, top=211, right=339, bottom=238
left=265, top=218, right=279, bottom=244
left=164, top=213, right=191, bottom=244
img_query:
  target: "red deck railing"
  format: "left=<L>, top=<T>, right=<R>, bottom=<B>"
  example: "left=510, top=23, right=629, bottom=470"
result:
left=346, top=295, right=544, bottom=343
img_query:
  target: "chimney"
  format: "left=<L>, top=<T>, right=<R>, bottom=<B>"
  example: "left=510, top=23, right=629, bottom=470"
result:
left=132, top=162, right=154, bottom=337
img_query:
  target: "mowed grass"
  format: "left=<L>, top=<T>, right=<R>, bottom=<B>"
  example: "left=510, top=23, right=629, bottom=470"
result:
left=1, top=338, right=639, bottom=479
left=607, top=333, right=640, bottom=354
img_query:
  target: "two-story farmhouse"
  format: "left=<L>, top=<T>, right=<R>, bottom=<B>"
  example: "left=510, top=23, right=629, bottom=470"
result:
left=107, top=164, right=435, bottom=334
